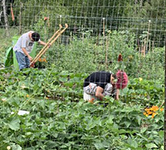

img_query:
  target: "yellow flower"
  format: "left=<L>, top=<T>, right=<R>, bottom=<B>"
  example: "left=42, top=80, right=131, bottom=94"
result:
left=145, top=108, right=152, bottom=115
left=26, top=94, right=29, bottom=98
left=139, top=78, right=143, bottom=81
left=145, top=108, right=149, bottom=111
left=160, top=108, right=164, bottom=111
left=143, top=112, right=149, bottom=117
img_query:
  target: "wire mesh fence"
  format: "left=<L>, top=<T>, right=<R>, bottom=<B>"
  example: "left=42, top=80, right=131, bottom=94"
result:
left=0, top=0, right=165, bottom=149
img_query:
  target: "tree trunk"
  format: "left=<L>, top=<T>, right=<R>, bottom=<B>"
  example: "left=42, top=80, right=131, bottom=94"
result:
left=140, top=0, right=143, bottom=7
left=0, top=11, right=2, bottom=22
left=2, top=0, right=9, bottom=36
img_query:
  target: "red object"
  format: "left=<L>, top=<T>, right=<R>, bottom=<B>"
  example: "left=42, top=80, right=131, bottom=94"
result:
left=116, top=70, right=128, bottom=89
left=118, top=54, right=123, bottom=61
left=44, top=17, right=49, bottom=21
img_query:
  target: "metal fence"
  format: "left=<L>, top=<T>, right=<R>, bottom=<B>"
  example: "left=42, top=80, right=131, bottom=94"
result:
left=0, top=0, right=165, bottom=149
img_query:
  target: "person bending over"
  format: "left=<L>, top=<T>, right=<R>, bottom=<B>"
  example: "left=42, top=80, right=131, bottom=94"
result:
left=13, top=31, right=48, bottom=70
left=83, top=70, right=128, bottom=102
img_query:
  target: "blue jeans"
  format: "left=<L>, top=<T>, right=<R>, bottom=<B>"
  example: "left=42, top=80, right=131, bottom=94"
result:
left=15, top=51, right=30, bottom=70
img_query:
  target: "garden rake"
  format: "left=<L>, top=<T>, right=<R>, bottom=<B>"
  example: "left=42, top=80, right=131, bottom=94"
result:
left=30, top=23, right=68, bottom=67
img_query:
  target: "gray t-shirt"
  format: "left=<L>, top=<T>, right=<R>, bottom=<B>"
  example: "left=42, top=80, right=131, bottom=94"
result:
left=13, top=31, right=35, bottom=54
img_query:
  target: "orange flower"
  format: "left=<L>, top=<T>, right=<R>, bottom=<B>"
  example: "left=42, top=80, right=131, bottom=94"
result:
left=151, top=106, right=159, bottom=111
left=144, top=106, right=160, bottom=119
left=38, top=58, right=42, bottom=62
left=147, top=110, right=153, bottom=115
left=88, top=98, right=94, bottom=104
left=145, top=108, right=152, bottom=115
left=38, top=58, right=47, bottom=62
left=151, top=113, right=156, bottom=118
left=42, top=58, right=47, bottom=62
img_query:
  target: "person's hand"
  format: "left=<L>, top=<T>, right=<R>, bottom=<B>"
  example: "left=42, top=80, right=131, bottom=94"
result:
left=28, top=55, right=33, bottom=62
left=47, top=43, right=51, bottom=48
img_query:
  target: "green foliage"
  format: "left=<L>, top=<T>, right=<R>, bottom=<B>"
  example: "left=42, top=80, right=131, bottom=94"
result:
left=0, top=67, right=164, bottom=149
left=0, top=1, right=165, bottom=148
left=121, top=78, right=164, bottom=106
left=39, top=30, right=164, bottom=81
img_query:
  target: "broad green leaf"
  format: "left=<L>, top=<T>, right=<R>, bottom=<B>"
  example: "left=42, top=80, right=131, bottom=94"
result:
left=94, top=141, right=105, bottom=150
left=140, top=127, right=148, bottom=133
left=127, top=138, right=138, bottom=148
left=8, top=118, right=20, bottom=131
left=106, top=115, right=114, bottom=124
left=158, top=131, right=164, bottom=138
left=45, top=141, right=59, bottom=148
left=136, top=116, right=142, bottom=125
left=124, top=121, right=131, bottom=128
left=145, top=143, right=157, bottom=149
left=11, top=143, right=22, bottom=150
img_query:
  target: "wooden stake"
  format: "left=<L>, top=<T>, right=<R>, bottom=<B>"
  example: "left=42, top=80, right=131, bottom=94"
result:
left=146, top=20, right=151, bottom=52
left=10, top=3, right=15, bottom=21
left=105, top=36, right=108, bottom=70
left=19, top=3, right=23, bottom=34
left=152, top=41, right=154, bottom=53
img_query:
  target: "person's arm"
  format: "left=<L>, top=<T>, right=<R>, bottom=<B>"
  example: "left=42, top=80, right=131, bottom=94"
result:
left=38, top=40, right=51, bottom=48
left=38, top=40, right=48, bottom=46
left=22, top=47, right=33, bottom=61
left=115, top=89, right=120, bottom=100
left=95, top=86, right=104, bottom=100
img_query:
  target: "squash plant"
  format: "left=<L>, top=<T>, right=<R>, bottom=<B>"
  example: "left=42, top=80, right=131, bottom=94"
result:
left=0, top=67, right=164, bottom=150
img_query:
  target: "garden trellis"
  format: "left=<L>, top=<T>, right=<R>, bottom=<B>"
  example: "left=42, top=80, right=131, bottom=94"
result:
left=0, top=0, right=165, bottom=149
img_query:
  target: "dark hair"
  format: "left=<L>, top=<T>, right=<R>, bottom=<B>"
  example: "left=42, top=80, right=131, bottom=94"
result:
left=112, top=74, right=117, bottom=79
left=32, top=32, right=40, bottom=42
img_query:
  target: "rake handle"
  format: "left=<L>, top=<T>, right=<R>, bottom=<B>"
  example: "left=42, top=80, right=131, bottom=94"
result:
left=30, top=24, right=63, bottom=65
left=30, top=24, right=68, bottom=66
